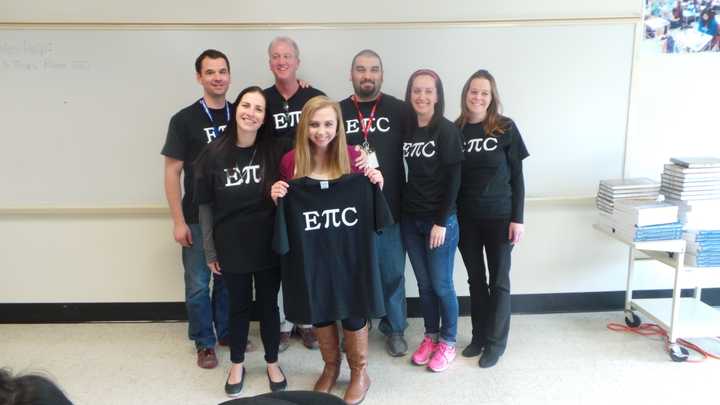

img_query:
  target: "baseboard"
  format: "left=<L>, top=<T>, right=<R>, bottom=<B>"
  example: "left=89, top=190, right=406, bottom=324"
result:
left=2, top=289, right=719, bottom=323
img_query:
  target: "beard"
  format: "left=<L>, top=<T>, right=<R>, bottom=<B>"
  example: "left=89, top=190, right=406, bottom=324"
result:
left=353, top=81, right=380, bottom=100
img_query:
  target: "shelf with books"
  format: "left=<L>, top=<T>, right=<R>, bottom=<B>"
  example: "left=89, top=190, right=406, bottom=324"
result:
left=593, top=223, right=720, bottom=362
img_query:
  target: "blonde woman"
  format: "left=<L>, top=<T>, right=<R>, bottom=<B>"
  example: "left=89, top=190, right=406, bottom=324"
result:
left=271, top=96, right=386, bottom=405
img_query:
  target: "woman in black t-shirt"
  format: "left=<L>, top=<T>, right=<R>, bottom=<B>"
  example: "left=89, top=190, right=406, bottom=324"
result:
left=270, top=96, right=382, bottom=405
left=455, top=70, right=529, bottom=368
left=194, top=86, right=289, bottom=397
left=401, top=69, right=464, bottom=373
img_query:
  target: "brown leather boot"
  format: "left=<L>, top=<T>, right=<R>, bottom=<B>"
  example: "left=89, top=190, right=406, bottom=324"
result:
left=313, top=323, right=341, bottom=393
left=343, top=324, right=370, bottom=404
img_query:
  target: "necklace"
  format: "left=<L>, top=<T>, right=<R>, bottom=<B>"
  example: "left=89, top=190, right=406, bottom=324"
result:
left=235, top=144, right=257, bottom=168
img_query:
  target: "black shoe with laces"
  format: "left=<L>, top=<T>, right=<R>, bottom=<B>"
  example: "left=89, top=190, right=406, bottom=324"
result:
left=461, top=340, right=484, bottom=358
left=479, top=349, right=501, bottom=368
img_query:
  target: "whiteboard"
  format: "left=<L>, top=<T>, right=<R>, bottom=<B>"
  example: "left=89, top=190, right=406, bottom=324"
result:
left=0, top=23, right=635, bottom=206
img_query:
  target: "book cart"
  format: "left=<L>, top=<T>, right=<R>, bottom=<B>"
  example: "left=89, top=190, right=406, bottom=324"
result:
left=594, top=224, right=720, bottom=361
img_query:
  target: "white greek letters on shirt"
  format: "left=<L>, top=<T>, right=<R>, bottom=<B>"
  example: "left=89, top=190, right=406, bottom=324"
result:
left=402, top=141, right=436, bottom=158
left=224, top=164, right=261, bottom=187
left=203, top=124, right=227, bottom=143
left=303, top=207, right=359, bottom=231
left=345, top=117, right=391, bottom=134
left=273, top=111, right=302, bottom=130
left=464, top=137, right=498, bottom=153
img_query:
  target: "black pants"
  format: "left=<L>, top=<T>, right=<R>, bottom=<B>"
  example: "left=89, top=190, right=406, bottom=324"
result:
left=223, top=267, right=281, bottom=363
left=314, top=318, right=366, bottom=331
left=457, top=217, right=513, bottom=355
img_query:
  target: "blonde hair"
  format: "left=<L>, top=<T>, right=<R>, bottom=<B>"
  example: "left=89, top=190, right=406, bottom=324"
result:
left=293, top=96, right=351, bottom=179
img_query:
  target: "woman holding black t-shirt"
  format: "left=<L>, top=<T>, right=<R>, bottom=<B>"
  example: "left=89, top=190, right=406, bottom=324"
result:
left=455, top=70, right=529, bottom=368
left=270, top=96, right=383, bottom=405
left=401, top=69, right=464, bottom=373
left=195, top=86, right=289, bottom=397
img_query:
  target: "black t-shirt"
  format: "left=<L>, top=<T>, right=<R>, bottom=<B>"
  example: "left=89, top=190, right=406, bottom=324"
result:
left=263, top=85, right=325, bottom=141
left=161, top=100, right=232, bottom=224
left=340, top=93, right=410, bottom=222
left=457, top=119, right=530, bottom=223
left=195, top=140, right=291, bottom=274
left=273, top=173, right=392, bottom=324
left=402, top=117, right=464, bottom=221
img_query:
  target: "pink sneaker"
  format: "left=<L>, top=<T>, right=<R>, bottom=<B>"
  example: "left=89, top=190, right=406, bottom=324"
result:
left=427, top=342, right=456, bottom=372
left=411, top=336, right=437, bottom=365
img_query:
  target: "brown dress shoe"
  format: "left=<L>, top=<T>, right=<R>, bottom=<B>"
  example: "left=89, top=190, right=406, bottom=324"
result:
left=196, top=348, right=218, bottom=369
left=343, top=325, right=370, bottom=404
left=279, top=332, right=292, bottom=353
left=313, top=323, right=341, bottom=393
left=296, top=326, right=319, bottom=349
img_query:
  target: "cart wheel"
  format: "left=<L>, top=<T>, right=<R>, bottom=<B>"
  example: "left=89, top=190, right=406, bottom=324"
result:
left=624, top=313, right=641, bottom=328
left=669, top=344, right=689, bottom=362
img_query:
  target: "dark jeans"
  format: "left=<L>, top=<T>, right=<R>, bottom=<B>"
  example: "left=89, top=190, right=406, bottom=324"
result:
left=223, top=267, right=281, bottom=363
left=375, top=223, right=408, bottom=336
left=314, top=318, right=366, bottom=332
left=183, top=224, right=229, bottom=349
left=458, top=217, right=513, bottom=355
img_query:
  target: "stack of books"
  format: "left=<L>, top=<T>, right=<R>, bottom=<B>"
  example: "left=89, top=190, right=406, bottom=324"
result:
left=596, top=198, right=682, bottom=242
left=662, top=157, right=720, bottom=267
left=595, top=178, right=660, bottom=214
left=661, top=157, right=720, bottom=202
left=685, top=230, right=720, bottom=267
left=674, top=199, right=720, bottom=230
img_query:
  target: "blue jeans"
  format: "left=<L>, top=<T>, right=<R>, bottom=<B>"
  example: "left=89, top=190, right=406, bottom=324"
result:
left=182, top=223, right=229, bottom=349
left=376, top=223, right=408, bottom=336
left=401, top=214, right=460, bottom=343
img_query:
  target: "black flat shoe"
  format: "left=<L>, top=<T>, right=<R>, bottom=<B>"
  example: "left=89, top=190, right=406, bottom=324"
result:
left=267, top=366, right=287, bottom=392
left=225, top=366, right=245, bottom=397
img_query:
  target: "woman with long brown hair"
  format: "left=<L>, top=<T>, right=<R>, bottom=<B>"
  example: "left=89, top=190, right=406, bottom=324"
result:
left=455, top=70, right=529, bottom=368
left=195, top=86, right=289, bottom=397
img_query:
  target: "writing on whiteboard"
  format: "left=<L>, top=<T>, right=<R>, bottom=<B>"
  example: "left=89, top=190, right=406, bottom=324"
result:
left=0, top=41, right=91, bottom=72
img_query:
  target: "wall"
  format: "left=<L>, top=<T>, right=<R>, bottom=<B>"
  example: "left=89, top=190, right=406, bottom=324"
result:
left=0, top=1, right=639, bottom=23
left=7, top=1, right=715, bottom=308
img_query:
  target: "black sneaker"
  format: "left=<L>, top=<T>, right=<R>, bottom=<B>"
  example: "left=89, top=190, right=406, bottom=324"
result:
left=386, top=334, right=408, bottom=357
left=479, top=350, right=501, bottom=368
left=461, top=341, right=484, bottom=358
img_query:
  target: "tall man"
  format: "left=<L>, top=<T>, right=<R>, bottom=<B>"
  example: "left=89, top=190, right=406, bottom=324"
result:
left=161, top=49, right=231, bottom=369
left=263, top=36, right=325, bottom=350
left=340, top=49, right=410, bottom=357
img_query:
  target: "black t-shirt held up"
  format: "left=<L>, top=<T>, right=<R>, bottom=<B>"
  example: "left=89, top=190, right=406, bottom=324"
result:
left=161, top=100, right=232, bottom=224
left=457, top=119, right=529, bottom=223
left=402, top=117, right=464, bottom=225
left=195, top=140, right=291, bottom=274
left=273, top=173, right=392, bottom=324
left=340, top=93, right=411, bottom=222
left=263, top=84, right=325, bottom=142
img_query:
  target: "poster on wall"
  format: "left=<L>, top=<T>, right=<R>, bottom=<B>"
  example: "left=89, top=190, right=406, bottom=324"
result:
left=642, top=0, right=720, bottom=53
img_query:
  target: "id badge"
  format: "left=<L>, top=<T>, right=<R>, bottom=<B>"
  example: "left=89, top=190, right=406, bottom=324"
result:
left=367, top=150, right=380, bottom=169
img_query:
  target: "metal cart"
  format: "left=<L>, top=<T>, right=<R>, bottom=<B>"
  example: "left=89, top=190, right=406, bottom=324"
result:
left=594, top=223, right=720, bottom=361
